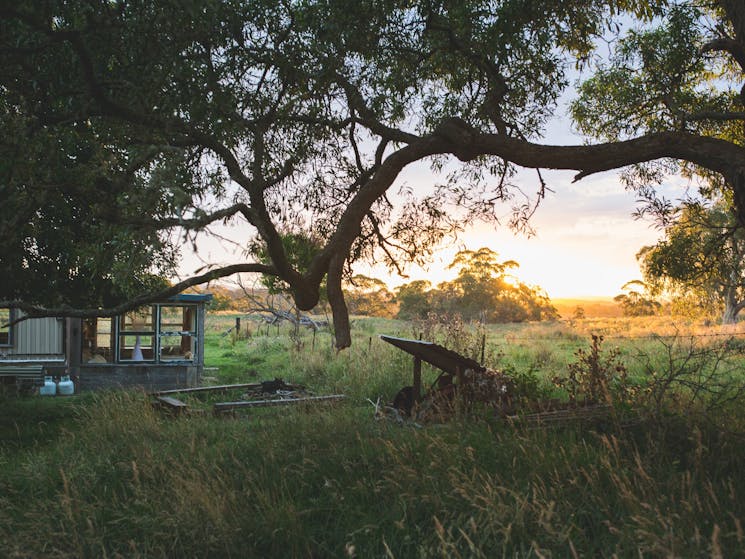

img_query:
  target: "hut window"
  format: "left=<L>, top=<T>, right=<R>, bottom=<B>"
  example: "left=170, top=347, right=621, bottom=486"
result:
left=158, top=305, right=196, bottom=361
left=0, top=307, right=12, bottom=346
left=118, top=307, right=155, bottom=361
left=81, top=303, right=200, bottom=364
left=82, top=317, right=113, bottom=363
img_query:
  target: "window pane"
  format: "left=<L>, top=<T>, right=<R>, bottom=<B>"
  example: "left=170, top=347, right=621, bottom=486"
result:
left=82, top=317, right=113, bottom=363
left=120, top=307, right=154, bottom=332
left=159, top=306, right=195, bottom=332
left=0, top=308, right=10, bottom=346
left=158, top=306, right=196, bottom=361
left=119, top=334, right=155, bottom=361
left=159, top=334, right=195, bottom=361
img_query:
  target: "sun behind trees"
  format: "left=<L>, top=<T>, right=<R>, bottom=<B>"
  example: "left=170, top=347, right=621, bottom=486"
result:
left=396, top=248, right=557, bottom=322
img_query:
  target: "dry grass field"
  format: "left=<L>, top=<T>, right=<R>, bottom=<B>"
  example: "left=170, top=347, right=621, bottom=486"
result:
left=552, top=297, right=624, bottom=318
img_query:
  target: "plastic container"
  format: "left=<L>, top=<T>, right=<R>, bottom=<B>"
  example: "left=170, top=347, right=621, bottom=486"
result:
left=40, top=376, right=56, bottom=396
left=57, top=375, right=75, bottom=396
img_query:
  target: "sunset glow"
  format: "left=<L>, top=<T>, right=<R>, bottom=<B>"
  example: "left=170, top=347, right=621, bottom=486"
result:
left=181, top=166, right=671, bottom=300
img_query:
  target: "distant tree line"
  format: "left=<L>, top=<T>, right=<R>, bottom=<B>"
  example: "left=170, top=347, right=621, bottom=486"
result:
left=345, top=248, right=557, bottom=322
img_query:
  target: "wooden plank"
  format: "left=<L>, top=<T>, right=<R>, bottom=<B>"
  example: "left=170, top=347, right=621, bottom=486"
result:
left=152, top=383, right=263, bottom=396
left=0, top=366, right=45, bottom=385
left=156, top=395, right=189, bottom=409
left=0, top=366, right=44, bottom=376
left=213, top=394, right=345, bottom=413
left=506, top=405, right=612, bottom=425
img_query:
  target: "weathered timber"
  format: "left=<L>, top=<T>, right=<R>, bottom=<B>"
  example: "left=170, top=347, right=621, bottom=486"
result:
left=413, top=356, right=422, bottom=403
left=76, top=364, right=199, bottom=392
left=155, top=395, right=189, bottom=414
left=213, top=394, right=345, bottom=413
left=0, top=365, right=45, bottom=386
left=152, top=383, right=264, bottom=396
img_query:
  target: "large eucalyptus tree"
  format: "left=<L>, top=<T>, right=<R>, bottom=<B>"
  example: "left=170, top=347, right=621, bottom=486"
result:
left=2, top=0, right=744, bottom=347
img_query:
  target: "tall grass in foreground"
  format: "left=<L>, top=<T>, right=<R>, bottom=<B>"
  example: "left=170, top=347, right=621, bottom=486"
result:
left=4, top=315, right=745, bottom=557
left=2, top=390, right=745, bottom=558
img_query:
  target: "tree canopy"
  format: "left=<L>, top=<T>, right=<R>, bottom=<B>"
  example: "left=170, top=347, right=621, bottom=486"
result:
left=2, top=1, right=745, bottom=347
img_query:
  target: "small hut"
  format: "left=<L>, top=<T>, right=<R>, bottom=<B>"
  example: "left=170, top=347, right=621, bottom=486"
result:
left=0, top=293, right=212, bottom=392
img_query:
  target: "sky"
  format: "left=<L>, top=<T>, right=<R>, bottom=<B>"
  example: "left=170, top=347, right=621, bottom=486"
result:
left=353, top=166, right=676, bottom=299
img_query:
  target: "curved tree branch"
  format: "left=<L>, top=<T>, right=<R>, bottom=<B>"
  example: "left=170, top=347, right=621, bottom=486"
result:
left=684, top=110, right=745, bottom=122
left=0, top=263, right=276, bottom=320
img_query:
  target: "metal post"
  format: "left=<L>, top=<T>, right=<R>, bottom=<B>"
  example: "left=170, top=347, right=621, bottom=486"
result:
left=413, top=356, right=422, bottom=403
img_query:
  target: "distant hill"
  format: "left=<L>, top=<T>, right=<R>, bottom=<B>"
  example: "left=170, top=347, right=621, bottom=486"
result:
left=551, top=297, right=622, bottom=319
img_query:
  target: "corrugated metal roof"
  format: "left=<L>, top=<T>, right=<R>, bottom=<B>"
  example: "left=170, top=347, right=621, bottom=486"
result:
left=379, top=335, right=485, bottom=375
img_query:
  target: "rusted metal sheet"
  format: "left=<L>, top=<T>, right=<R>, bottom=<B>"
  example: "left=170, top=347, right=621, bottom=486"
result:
left=379, top=335, right=485, bottom=375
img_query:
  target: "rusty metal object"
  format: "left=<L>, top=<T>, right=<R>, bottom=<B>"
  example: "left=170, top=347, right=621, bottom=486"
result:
left=380, top=335, right=514, bottom=419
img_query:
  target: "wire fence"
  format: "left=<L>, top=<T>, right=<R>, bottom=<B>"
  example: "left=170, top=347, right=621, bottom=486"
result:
left=500, top=330, right=745, bottom=342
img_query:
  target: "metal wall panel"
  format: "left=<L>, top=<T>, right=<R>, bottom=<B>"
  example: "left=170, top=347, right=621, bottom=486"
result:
left=8, top=316, right=64, bottom=358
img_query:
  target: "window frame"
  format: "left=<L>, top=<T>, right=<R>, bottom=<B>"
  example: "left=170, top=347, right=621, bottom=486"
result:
left=0, top=307, right=14, bottom=348
left=82, top=303, right=200, bottom=365
left=117, top=306, right=157, bottom=362
left=157, top=304, right=197, bottom=362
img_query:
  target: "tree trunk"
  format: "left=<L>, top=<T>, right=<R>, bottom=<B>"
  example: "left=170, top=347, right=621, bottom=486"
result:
left=721, top=285, right=743, bottom=324
left=722, top=299, right=738, bottom=324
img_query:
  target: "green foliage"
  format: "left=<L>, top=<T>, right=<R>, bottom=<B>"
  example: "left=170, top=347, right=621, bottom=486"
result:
left=0, top=3, right=698, bottom=302
left=395, top=280, right=433, bottom=320
left=505, top=365, right=555, bottom=407
left=554, top=334, right=631, bottom=406
left=614, top=280, right=661, bottom=317
left=3, top=1, right=745, bottom=352
left=343, top=275, right=396, bottom=317
left=4, top=364, right=745, bottom=556
left=639, top=200, right=745, bottom=323
left=635, top=334, right=745, bottom=423
left=573, top=5, right=709, bottom=140
left=572, top=2, right=745, bottom=227
left=250, top=231, right=325, bottom=296
left=4, top=315, right=745, bottom=556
